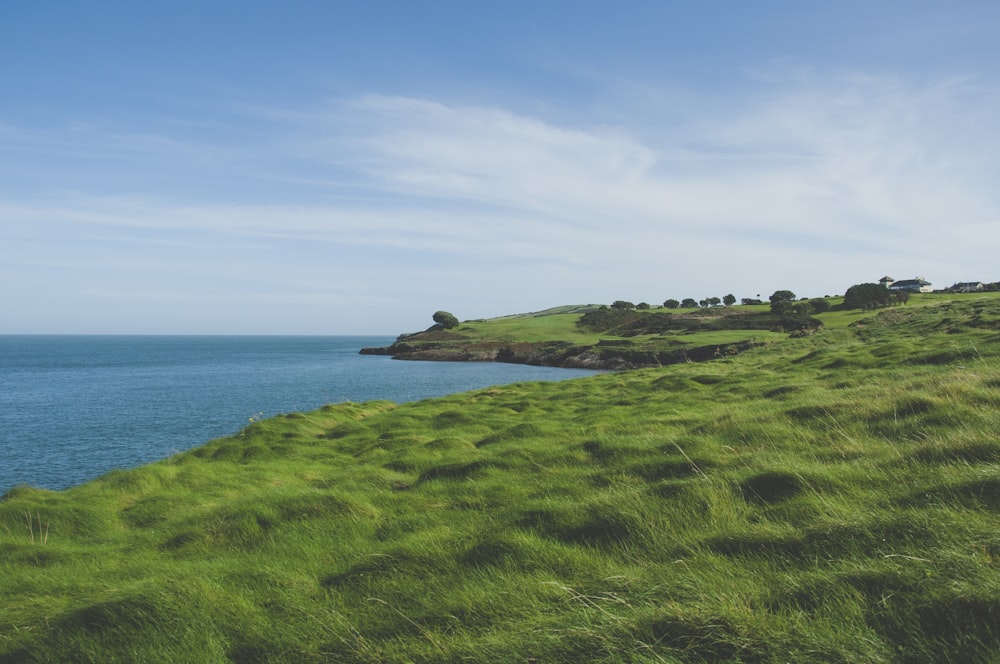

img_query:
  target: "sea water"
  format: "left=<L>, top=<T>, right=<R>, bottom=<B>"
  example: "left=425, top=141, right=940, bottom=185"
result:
left=0, top=336, right=601, bottom=493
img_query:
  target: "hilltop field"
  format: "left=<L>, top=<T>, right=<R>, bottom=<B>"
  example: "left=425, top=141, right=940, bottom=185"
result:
left=3, top=292, right=1000, bottom=662
left=360, top=300, right=825, bottom=369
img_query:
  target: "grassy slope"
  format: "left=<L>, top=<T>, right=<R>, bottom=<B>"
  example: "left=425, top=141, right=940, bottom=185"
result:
left=386, top=303, right=809, bottom=369
left=461, top=312, right=604, bottom=343
left=2, top=295, right=1000, bottom=662
left=400, top=297, right=945, bottom=361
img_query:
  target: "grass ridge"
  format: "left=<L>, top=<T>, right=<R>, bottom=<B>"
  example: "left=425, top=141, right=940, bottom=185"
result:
left=2, top=295, right=1000, bottom=661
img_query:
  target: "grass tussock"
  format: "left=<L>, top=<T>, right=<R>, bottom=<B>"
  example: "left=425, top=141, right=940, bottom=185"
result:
left=2, top=295, right=1000, bottom=662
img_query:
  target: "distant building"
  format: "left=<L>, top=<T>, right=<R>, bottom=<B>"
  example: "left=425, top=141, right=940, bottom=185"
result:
left=887, top=277, right=933, bottom=293
left=949, top=282, right=984, bottom=293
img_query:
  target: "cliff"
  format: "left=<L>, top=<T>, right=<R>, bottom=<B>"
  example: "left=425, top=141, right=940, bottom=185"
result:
left=360, top=335, right=766, bottom=370
left=360, top=306, right=823, bottom=370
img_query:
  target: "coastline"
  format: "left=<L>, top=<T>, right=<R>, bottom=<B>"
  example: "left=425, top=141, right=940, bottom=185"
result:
left=360, top=337, right=764, bottom=370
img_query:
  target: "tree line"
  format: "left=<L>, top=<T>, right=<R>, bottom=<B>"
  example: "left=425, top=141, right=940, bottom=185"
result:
left=429, top=281, right=926, bottom=333
left=613, top=282, right=919, bottom=316
left=616, top=291, right=830, bottom=314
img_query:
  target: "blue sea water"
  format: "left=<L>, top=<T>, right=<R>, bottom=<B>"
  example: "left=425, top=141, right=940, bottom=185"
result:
left=0, top=336, right=601, bottom=493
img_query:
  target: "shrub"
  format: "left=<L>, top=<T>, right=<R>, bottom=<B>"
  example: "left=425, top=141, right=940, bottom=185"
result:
left=843, top=283, right=892, bottom=310
left=432, top=311, right=460, bottom=329
left=769, top=291, right=797, bottom=314
left=809, top=298, right=831, bottom=313
left=577, top=307, right=643, bottom=332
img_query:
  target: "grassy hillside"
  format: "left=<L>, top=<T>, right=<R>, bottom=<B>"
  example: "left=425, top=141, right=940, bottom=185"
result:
left=369, top=299, right=838, bottom=368
left=2, top=294, right=1000, bottom=662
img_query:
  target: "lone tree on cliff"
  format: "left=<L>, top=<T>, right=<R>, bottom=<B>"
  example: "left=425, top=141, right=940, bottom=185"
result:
left=432, top=311, right=460, bottom=329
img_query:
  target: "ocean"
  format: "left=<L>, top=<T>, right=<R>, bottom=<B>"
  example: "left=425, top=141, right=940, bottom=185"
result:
left=0, top=335, right=601, bottom=493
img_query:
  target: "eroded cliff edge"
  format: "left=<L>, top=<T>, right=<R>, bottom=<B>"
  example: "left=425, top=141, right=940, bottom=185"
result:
left=360, top=333, right=764, bottom=370
left=361, top=308, right=824, bottom=371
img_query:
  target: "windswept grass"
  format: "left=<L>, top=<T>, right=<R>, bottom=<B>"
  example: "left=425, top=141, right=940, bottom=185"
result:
left=2, top=295, right=1000, bottom=662
left=390, top=297, right=848, bottom=366
left=461, top=311, right=606, bottom=343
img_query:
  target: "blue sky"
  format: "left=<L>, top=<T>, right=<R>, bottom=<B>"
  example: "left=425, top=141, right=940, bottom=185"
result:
left=3, top=1, right=999, bottom=334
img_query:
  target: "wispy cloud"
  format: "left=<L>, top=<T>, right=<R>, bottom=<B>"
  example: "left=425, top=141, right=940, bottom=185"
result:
left=3, top=67, right=998, bottom=332
left=310, top=74, right=1000, bottom=267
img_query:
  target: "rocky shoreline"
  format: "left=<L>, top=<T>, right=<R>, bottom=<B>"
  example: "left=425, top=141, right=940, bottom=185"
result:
left=360, top=337, right=763, bottom=371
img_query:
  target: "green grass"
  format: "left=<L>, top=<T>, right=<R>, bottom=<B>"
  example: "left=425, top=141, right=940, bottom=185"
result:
left=3, top=295, right=1000, bottom=662
left=427, top=295, right=978, bottom=365
left=397, top=299, right=841, bottom=365
left=459, top=312, right=605, bottom=343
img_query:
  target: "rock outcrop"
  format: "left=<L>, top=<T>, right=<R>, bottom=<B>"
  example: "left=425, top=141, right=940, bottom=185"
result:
left=360, top=338, right=763, bottom=371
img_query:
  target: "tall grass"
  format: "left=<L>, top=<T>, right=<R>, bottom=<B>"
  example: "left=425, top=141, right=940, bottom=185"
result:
left=2, top=296, right=1000, bottom=662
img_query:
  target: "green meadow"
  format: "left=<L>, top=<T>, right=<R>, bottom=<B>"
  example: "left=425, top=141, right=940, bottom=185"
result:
left=3, top=294, right=1000, bottom=662
left=373, top=301, right=827, bottom=368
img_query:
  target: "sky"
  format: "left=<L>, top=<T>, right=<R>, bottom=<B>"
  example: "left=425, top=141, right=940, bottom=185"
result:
left=2, top=1, right=999, bottom=334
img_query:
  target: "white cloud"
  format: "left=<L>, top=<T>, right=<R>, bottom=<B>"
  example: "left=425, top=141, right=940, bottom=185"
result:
left=322, top=76, right=999, bottom=271
left=3, top=68, right=999, bottom=332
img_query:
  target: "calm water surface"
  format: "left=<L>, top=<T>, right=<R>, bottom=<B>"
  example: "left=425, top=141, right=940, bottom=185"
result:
left=0, top=336, right=601, bottom=493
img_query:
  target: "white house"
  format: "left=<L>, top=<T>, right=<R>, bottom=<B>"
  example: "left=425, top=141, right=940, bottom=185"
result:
left=950, top=282, right=984, bottom=293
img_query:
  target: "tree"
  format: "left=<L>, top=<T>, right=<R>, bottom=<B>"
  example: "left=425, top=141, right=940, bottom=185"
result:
left=769, top=290, right=797, bottom=314
left=769, top=290, right=796, bottom=305
left=723, top=294, right=737, bottom=306
left=808, top=298, right=831, bottom=313
left=843, top=283, right=892, bottom=310
left=636, top=302, right=651, bottom=310
left=663, top=299, right=680, bottom=309
left=432, top=310, right=460, bottom=329
left=741, top=298, right=763, bottom=306
left=707, top=296, right=722, bottom=307
left=681, top=298, right=698, bottom=309
left=611, top=300, right=636, bottom=310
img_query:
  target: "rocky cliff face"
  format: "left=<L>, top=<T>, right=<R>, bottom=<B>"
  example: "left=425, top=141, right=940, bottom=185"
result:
left=360, top=308, right=823, bottom=370
left=360, top=338, right=763, bottom=370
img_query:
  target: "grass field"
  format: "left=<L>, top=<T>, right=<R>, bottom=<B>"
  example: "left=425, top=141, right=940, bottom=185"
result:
left=387, top=298, right=834, bottom=367
left=2, top=294, right=999, bottom=662
left=461, top=312, right=605, bottom=343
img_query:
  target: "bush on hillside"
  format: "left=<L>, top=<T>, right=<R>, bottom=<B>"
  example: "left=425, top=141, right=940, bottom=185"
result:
left=844, top=283, right=893, bottom=310
left=578, top=309, right=823, bottom=336
left=808, top=298, right=831, bottom=313
left=576, top=307, right=644, bottom=332
left=769, top=290, right=797, bottom=314
left=432, top=311, right=460, bottom=329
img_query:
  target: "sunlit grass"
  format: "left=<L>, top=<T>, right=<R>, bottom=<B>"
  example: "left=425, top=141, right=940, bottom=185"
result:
left=460, top=312, right=606, bottom=343
left=2, top=296, right=1000, bottom=661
